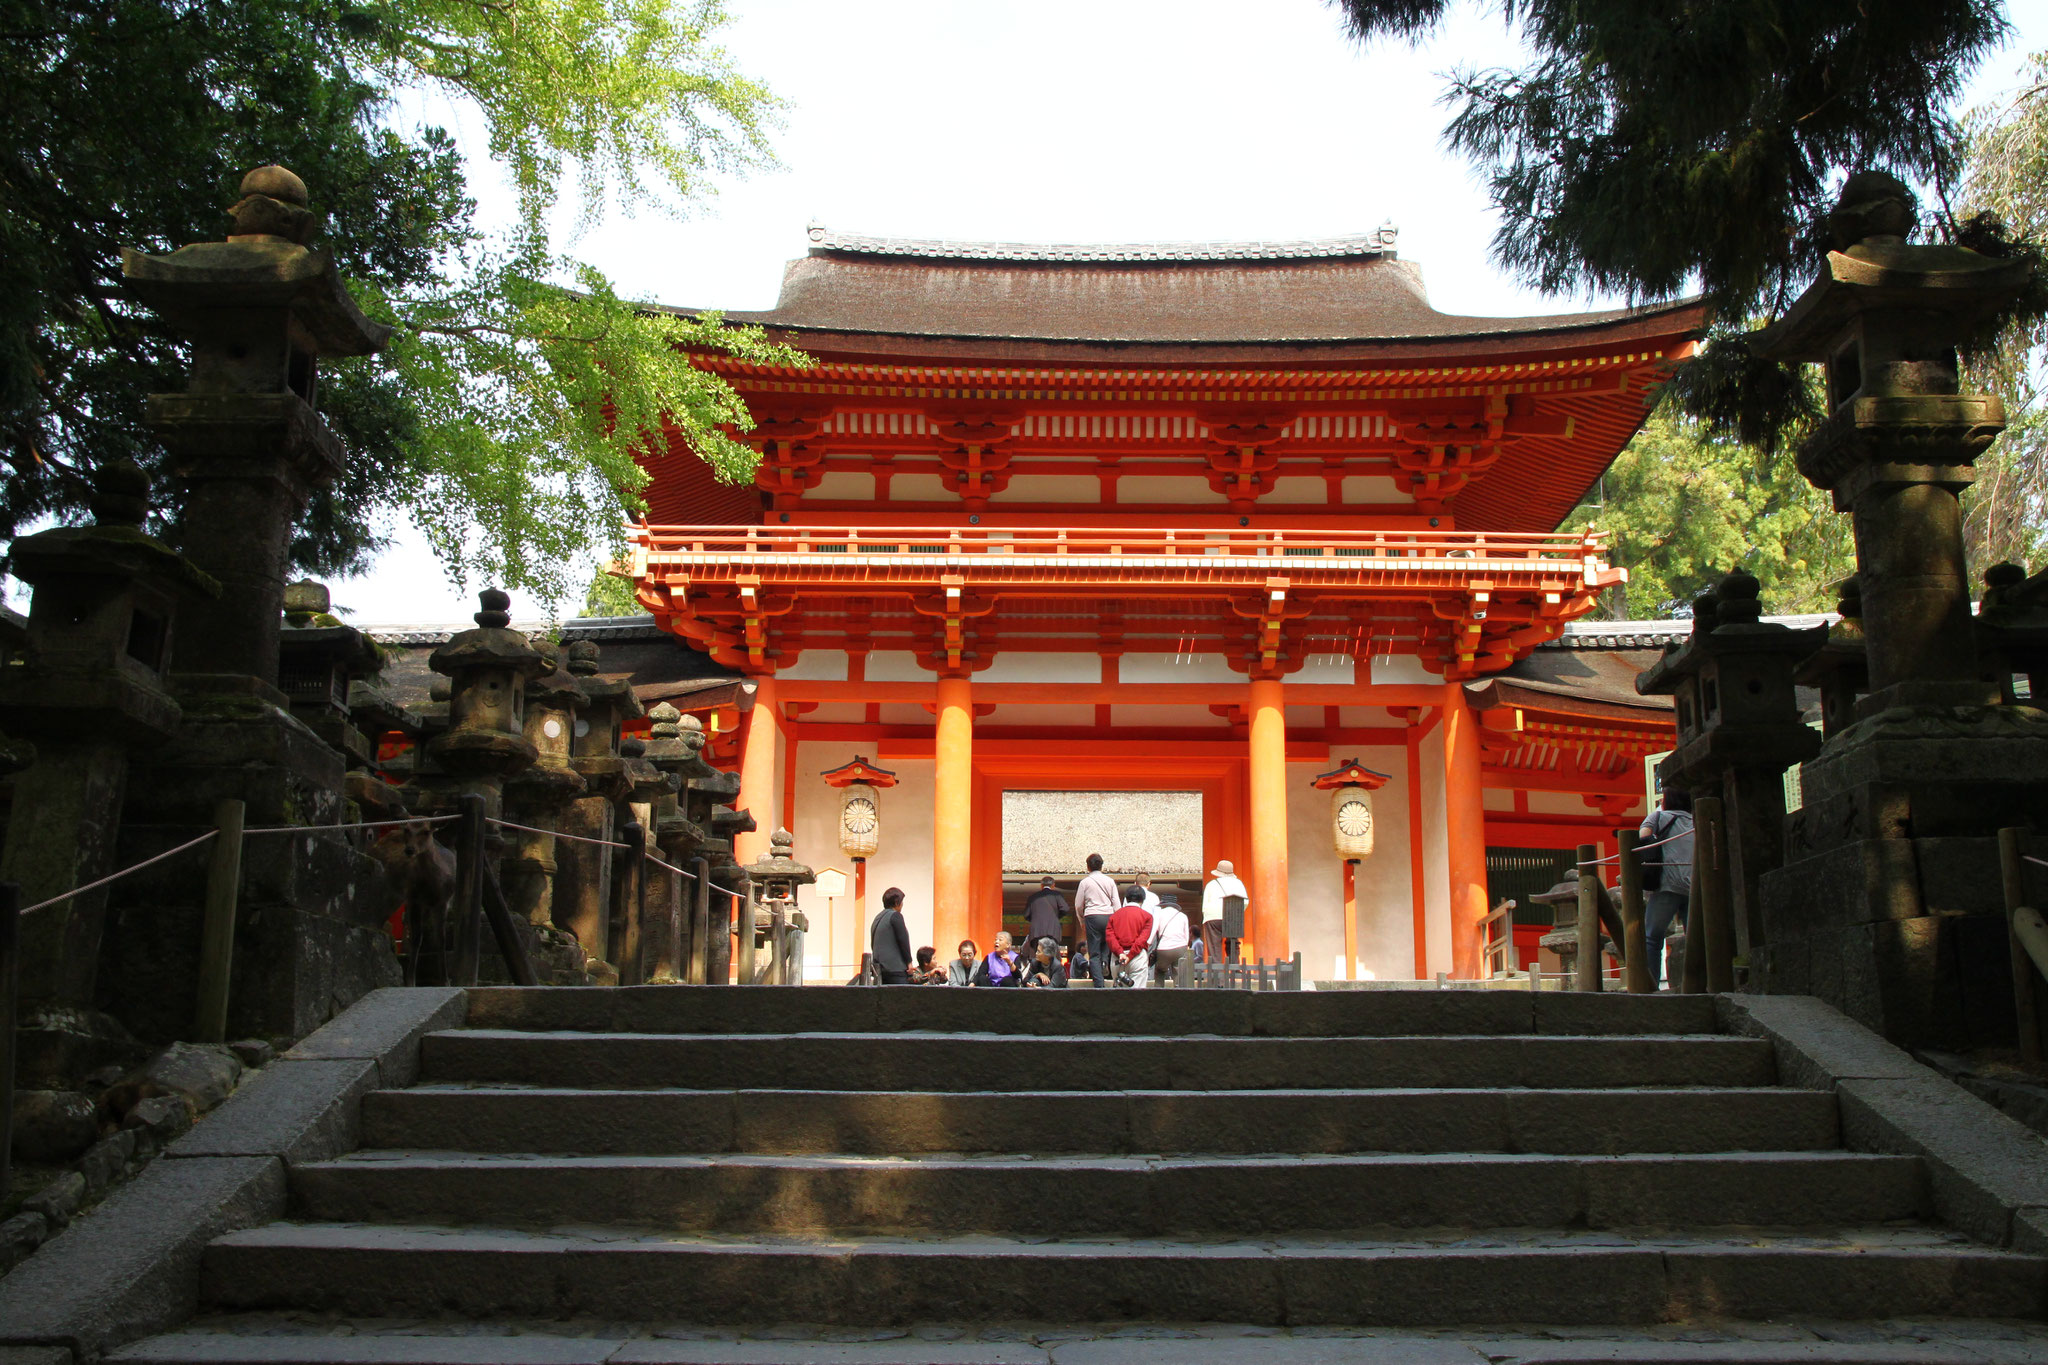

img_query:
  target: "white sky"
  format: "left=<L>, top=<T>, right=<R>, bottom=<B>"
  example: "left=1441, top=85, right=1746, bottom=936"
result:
left=316, top=1, right=2047, bottom=623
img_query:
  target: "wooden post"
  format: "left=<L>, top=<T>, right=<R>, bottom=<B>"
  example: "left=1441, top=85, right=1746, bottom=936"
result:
left=689, top=857, right=711, bottom=985
left=194, top=799, right=245, bottom=1041
left=0, top=881, right=18, bottom=1205
left=1575, top=845, right=1602, bottom=993
left=769, top=902, right=788, bottom=986
left=450, top=793, right=487, bottom=987
left=1528, top=961, right=1542, bottom=992
left=1680, top=869, right=1706, bottom=995
left=479, top=860, right=538, bottom=987
left=1341, top=859, right=1358, bottom=980
left=1618, top=829, right=1651, bottom=994
left=1696, top=796, right=1735, bottom=993
left=706, top=874, right=732, bottom=986
left=2000, top=827, right=2041, bottom=1062
left=666, top=873, right=685, bottom=986
left=615, top=820, right=645, bottom=986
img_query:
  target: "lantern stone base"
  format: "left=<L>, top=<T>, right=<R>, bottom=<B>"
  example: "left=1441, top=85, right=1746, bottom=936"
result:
left=1756, top=707, right=2048, bottom=1051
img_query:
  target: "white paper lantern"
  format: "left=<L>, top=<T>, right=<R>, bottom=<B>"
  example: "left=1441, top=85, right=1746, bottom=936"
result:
left=839, top=784, right=880, bottom=858
left=1331, top=784, right=1376, bottom=859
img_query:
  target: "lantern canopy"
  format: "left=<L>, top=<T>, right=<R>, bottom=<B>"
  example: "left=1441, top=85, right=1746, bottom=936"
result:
left=820, top=754, right=899, bottom=860
left=1311, top=757, right=1392, bottom=860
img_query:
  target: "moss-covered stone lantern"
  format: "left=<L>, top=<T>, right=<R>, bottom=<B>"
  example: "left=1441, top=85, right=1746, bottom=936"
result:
left=426, top=590, right=544, bottom=811
left=501, top=637, right=589, bottom=932
left=742, top=828, right=814, bottom=985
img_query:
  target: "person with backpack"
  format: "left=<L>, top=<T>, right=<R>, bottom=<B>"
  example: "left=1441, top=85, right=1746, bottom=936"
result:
left=1639, top=787, right=1695, bottom=988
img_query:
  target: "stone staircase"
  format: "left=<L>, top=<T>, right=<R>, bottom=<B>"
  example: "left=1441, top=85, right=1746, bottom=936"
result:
left=115, top=988, right=2048, bottom=1359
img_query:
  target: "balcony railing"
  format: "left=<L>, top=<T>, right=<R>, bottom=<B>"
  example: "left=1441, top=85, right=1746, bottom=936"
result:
left=633, top=523, right=1610, bottom=572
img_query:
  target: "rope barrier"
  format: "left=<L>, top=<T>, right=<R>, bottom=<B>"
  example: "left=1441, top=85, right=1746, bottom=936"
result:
left=243, top=814, right=460, bottom=836
left=2028, top=854, right=2048, bottom=870
left=486, top=815, right=628, bottom=850
left=1576, top=827, right=1692, bottom=868
left=19, top=829, right=220, bottom=916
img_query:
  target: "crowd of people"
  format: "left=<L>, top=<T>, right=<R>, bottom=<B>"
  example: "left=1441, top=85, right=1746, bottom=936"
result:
left=863, top=854, right=1250, bottom=988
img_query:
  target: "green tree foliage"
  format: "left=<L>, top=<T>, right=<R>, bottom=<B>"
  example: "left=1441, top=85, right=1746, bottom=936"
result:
left=1565, top=409, right=1855, bottom=619
left=2, top=0, right=803, bottom=604
left=1326, top=0, right=2020, bottom=447
left=1959, top=53, right=2048, bottom=574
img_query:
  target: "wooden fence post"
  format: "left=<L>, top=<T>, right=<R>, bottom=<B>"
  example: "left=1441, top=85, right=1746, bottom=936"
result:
left=2000, top=827, right=2042, bottom=1062
left=194, top=799, right=245, bottom=1041
left=450, top=793, right=487, bottom=987
left=1696, top=796, right=1735, bottom=993
left=479, top=860, right=538, bottom=987
left=1575, top=844, right=1602, bottom=992
left=1680, top=870, right=1706, bottom=995
left=615, top=820, right=646, bottom=986
left=689, top=857, right=711, bottom=985
left=1619, top=829, right=1651, bottom=994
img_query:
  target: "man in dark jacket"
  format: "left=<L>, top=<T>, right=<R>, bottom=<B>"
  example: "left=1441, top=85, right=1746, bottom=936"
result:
left=1023, top=876, right=1067, bottom=949
left=869, top=886, right=914, bottom=985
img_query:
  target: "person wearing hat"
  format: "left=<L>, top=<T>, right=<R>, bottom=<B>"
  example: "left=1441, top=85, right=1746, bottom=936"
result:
left=1202, top=859, right=1248, bottom=964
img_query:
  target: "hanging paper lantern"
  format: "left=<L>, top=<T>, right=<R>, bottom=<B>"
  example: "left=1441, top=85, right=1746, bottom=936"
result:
left=820, top=754, right=899, bottom=860
left=839, top=784, right=881, bottom=858
left=1330, top=785, right=1376, bottom=859
left=1311, top=757, right=1393, bottom=860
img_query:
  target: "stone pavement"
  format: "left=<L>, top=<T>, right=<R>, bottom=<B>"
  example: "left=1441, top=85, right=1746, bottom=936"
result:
left=103, top=1313, right=2048, bottom=1364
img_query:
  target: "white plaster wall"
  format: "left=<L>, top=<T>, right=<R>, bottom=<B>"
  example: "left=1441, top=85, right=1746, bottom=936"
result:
left=1113, top=476, right=1227, bottom=505
left=865, top=651, right=932, bottom=682
left=888, top=473, right=951, bottom=501
left=808, top=472, right=874, bottom=501
left=1119, top=653, right=1244, bottom=685
left=777, top=653, right=847, bottom=682
left=983, top=704, right=1087, bottom=727
left=1263, top=476, right=1327, bottom=505
left=794, top=743, right=938, bottom=972
left=976, top=654, right=1101, bottom=684
left=1372, top=655, right=1445, bottom=685
left=1296, top=656, right=1354, bottom=681
left=989, top=475, right=1099, bottom=504
left=1342, top=476, right=1409, bottom=504
left=1287, top=771, right=1343, bottom=975
left=1527, top=790, right=1603, bottom=816
left=1484, top=789, right=1514, bottom=812
left=1419, top=727, right=1451, bottom=976
left=1351, top=745, right=1417, bottom=980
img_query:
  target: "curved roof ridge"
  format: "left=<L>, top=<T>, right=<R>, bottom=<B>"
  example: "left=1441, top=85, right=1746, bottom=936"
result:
left=806, top=221, right=1401, bottom=264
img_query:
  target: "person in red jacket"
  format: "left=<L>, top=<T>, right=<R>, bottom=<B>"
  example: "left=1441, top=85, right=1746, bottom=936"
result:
left=1105, top=883, right=1156, bottom=988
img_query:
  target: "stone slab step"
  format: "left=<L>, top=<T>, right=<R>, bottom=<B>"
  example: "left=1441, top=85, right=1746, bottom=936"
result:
left=420, top=1032, right=1777, bottom=1092
left=107, top=1320, right=2048, bottom=1365
left=361, top=1085, right=1840, bottom=1156
left=463, top=986, right=1720, bottom=1040
left=289, top=1151, right=1923, bottom=1236
left=200, top=1223, right=2048, bottom=1327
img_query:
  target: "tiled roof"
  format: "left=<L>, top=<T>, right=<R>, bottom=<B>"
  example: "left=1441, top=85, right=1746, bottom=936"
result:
left=362, top=615, right=671, bottom=647
left=805, top=223, right=1401, bottom=264
left=1539, top=614, right=1837, bottom=651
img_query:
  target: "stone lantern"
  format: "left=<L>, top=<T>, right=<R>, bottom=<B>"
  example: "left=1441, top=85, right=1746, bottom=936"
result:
left=427, top=590, right=544, bottom=807
left=1308, top=758, right=1389, bottom=981
left=122, top=164, right=389, bottom=692
left=276, top=579, right=384, bottom=768
left=1637, top=568, right=1824, bottom=961
left=1793, top=577, right=1870, bottom=741
left=0, top=460, right=217, bottom=1008
left=685, top=746, right=744, bottom=984
left=1751, top=172, right=2048, bottom=1045
left=642, top=703, right=719, bottom=982
left=611, top=734, right=679, bottom=986
left=555, top=639, right=641, bottom=970
left=742, top=828, right=815, bottom=985
left=500, top=637, right=588, bottom=936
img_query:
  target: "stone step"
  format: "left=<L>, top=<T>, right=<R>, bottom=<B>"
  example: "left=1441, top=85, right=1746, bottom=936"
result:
left=420, top=1031, right=1777, bottom=1092
left=462, top=986, right=1721, bottom=1039
left=360, top=1085, right=1841, bottom=1156
left=200, top=1223, right=2048, bottom=1327
left=107, top=1319, right=2048, bottom=1364
left=289, top=1150, right=1923, bottom=1236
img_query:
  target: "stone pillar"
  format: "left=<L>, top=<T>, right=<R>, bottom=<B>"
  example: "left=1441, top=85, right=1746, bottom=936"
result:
left=123, top=165, right=388, bottom=695
left=0, top=462, right=208, bottom=1009
left=1751, top=172, right=2048, bottom=1045
left=1441, top=682, right=1489, bottom=979
left=644, top=703, right=718, bottom=983
left=501, top=638, right=588, bottom=930
left=558, top=640, right=640, bottom=973
left=1246, top=676, right=1289, bottom=959
left=933, top=673, right=975, bottom=956
left=735, top=676, right=779, bottom=867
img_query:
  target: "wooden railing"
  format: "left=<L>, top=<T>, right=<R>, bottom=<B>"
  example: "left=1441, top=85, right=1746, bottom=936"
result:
left=634, top=523, right=1609, bottom=567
